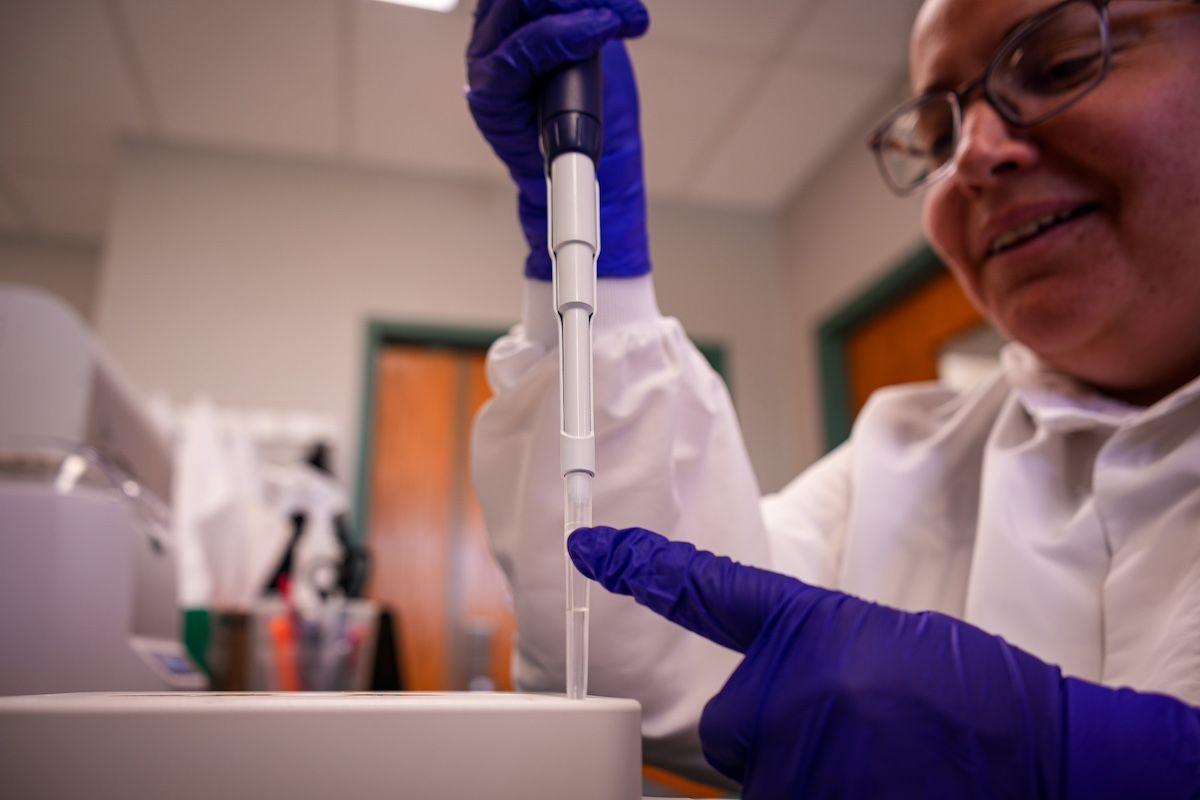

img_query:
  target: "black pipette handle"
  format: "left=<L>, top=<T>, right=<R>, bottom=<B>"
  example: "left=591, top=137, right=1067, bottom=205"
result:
left=538, top=53, right=603, bottom=170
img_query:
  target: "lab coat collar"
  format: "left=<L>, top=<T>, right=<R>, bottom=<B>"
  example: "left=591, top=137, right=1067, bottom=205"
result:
left=1001, top=343, right=1200, bottom=432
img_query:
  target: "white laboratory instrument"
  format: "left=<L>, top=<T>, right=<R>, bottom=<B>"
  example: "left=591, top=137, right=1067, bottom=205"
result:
left=0, top=692, right=643, bottom=799
left=0, top=286, right=172, bottom=500
left=0, top=286, right=205, bottom=694
left=541, top=52, right=603, bottom=702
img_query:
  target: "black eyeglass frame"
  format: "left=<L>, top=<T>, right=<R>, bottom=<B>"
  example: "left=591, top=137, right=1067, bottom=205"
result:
left=868, top=0, right=1200, bottom=196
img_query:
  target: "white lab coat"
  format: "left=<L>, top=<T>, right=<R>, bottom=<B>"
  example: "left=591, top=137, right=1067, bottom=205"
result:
left=471, top=275, right=1200, bottom=782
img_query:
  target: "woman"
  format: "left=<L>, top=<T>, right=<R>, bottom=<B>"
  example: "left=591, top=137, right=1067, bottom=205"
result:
left=468, top=0, right=1200, bottom=795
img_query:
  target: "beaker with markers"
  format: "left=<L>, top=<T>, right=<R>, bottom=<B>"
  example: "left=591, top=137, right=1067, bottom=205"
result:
left=251, top=597, right=377, bottom=691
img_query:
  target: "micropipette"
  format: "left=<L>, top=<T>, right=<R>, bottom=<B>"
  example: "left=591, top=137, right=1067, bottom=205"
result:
left=539, top=52, right=603, bottom=700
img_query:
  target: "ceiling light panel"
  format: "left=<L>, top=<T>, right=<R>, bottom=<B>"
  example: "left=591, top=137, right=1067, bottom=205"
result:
left=371, top=0, right=459, bottom=12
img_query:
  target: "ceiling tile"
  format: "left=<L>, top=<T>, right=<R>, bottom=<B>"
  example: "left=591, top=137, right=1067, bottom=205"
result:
left=352, top=0, right=503, bottom=181
left=5, top=161, right=112, bottom=240
left=641, top=0, right=809, bottom=58
left=120, top=0, right=340, bottom=156
left=788, top=0, right=925, bottom=72
left=688, top=65, right=893, bottom=209
left=0, top=0, right=922, bottom=239
left=628, top=42, right=757, bottom=199
left=0, top=0, right=146, bottom=169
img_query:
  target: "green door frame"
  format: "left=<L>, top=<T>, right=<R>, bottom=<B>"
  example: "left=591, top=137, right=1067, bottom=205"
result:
left=816, top=244, right=944, bottom=452
left=353, top=318, right=729, bottom=546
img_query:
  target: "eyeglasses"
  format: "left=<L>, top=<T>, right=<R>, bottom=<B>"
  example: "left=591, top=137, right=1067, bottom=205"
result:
left=868, top=0, right=1199, bottom=195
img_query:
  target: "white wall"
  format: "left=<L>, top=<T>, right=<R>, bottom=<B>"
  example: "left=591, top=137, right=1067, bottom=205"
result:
left=781, top=84, right=928, bottom=467
left=647, top=201, right=796, bottom=490
left=0, top=235, right=100, bottom=323
left=94, top=143, right=799, bottom=493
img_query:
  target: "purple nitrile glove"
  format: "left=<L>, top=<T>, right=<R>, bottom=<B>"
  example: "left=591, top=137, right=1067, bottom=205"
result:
left=568, top=525, right=1200, bottom=799
left=466, top=0, right=651, bottom=280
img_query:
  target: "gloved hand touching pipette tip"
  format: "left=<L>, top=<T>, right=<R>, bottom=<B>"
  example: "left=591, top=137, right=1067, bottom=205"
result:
left=568, top=525, right=1200, bottom=799
left=466, top=0, right=652, bottom=280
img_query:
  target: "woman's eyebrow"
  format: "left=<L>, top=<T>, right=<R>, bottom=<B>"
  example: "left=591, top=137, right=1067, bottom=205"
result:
left=912, top=11, right=1036, bottom=96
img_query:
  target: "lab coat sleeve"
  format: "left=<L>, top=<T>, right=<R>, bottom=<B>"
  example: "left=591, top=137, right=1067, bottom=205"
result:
left=759, top=443, right=853, bottom=587
left=471, top=275, right=852, bottom=783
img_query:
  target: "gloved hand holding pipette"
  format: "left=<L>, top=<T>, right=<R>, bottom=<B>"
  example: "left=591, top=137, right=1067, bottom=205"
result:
left=569, top=525, right=1200, bottom=799
left=466, top=0, right=651, bottom=281
left=469, top=0, right=767, bottom=777
left=468, top=0, right=653, bottom=702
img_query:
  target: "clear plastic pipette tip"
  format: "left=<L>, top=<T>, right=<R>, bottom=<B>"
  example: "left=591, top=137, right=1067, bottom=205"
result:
left=564, top=471, right=591, bottom=700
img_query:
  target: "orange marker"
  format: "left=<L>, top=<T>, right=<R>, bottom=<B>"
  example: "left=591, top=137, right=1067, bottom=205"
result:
left=269, top=614, right=300, bottom=691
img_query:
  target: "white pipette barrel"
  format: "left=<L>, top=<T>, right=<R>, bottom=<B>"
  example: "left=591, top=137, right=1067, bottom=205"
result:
left=541, top=51, right=602, bottom=702
left=550, top=151, right=598, bottom=700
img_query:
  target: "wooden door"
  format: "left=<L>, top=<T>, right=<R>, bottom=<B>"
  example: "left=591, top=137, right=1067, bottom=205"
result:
left=365, top=345, right=515, bottom=691
left=845, top=269, right=984, bottom=414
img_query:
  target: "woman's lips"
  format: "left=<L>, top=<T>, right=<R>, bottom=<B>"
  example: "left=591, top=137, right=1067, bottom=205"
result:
left=981, top=204, right=1104, bottom=299
left=984, top=203, right=1103, bottom=260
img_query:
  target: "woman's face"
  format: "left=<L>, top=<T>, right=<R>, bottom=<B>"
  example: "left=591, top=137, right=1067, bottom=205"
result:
left=914, top=0, right=1200, bottom=399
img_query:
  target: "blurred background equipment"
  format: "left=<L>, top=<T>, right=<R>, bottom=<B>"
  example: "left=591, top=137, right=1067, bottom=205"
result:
left=0, top=286, right=204, bottom=694
left=0, top=286, right=394, bottom=694
left=150, top=393, right=394, bottom=691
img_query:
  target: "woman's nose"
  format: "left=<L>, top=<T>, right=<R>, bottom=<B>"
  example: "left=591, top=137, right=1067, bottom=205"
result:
left=952, top=100, right=1039, bottom=190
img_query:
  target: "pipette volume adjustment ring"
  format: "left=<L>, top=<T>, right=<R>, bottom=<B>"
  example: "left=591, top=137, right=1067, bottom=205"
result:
left=538, top=54, right=603, bottom=166
left=542, top=114, right=601, bottom=166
